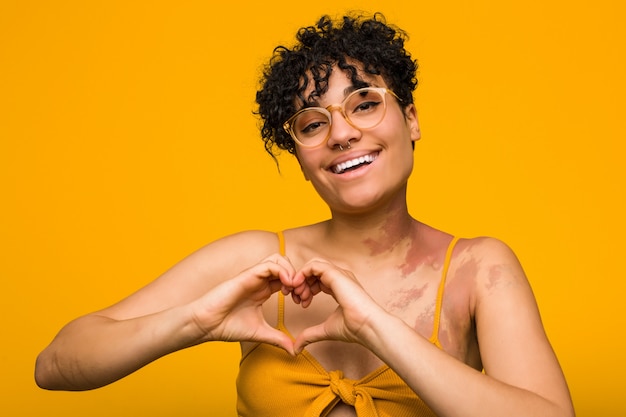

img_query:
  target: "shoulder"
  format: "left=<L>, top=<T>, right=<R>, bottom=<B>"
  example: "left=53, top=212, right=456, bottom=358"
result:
left=453, top=236, right=523, bottom=272
left=456, top=236, right=522, bottom=267
left=451, top=236, right=531, bottom=309
left=211, top=229, right=281, bottom=249
left=153, top=230, right=284, bottom=286
left=94, top=230, right=284, bottom=319
left=192, top=229, right=283, bottom=265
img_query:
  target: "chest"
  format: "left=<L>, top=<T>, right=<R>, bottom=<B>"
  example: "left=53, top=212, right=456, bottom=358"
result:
left=276, top=263, right=479, bottom=379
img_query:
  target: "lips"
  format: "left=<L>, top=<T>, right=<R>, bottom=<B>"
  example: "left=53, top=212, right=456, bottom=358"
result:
left=330, top=152, right=379, bottom=174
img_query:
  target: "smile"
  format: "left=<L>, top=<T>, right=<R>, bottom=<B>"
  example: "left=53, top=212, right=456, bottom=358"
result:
left=331, top=152, right=378, bottom=174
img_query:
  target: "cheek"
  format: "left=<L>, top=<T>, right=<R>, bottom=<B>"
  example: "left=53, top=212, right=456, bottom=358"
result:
left=295, top=151, right=319, bottom=182
left=300, top=166, right=311, bottom=181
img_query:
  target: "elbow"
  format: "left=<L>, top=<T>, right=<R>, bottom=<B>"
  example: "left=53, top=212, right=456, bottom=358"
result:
left=34, top=352, right=54, bottom=390
left=34, top=350, right=61, bottom=390
left=34, top=350, right=74, bottom=391
left=35, top=348, right=111, bottom=391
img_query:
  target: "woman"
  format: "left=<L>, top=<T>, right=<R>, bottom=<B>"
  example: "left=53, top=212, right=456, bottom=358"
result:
left=35, top=13, right=575, bottom=417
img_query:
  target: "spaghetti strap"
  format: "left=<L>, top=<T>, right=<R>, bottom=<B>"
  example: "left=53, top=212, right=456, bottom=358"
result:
left=276, top=231, right=286, bottom=331
left=277, top=230, right=286, bottom=256
left=429, top=236, right=460, bottom=347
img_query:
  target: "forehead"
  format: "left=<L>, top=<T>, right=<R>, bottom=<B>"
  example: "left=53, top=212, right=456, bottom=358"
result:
left=299, top=65, right=387, bottom=105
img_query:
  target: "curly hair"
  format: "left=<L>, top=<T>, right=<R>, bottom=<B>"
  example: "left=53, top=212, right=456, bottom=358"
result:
left=256, top=12, right=418, bottom=157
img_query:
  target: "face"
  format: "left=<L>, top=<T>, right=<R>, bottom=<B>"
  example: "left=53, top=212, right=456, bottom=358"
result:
left=293, top=67, right=421, bottom=214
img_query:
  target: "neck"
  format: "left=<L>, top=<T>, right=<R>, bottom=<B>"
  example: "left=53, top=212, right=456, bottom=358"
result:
left=323, top=196, right=419, bottom=258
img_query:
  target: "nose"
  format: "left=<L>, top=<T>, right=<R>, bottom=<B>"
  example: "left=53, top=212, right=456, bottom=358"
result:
left=326, top=108, right=361, bottom=150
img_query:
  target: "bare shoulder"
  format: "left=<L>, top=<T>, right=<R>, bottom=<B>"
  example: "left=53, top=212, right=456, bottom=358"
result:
left=458, top=235, right=521, bottom=263
left=193, top=230, right=282, bottom=263
left=457, top=236, right=527, bottom=284
left=449, top=236, right=532, bottom=311
left=98, top=230, right=282, bottom=319
left=158, top=229, right=284, bottom=286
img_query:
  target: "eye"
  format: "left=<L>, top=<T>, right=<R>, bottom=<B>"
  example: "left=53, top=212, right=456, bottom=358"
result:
left=301, top=120, right=327, bottom=134
left=346, top=90, right=384, bottom=115
left=353, top=100, right=381, bottom=113
left=295, top=111, right=329, bottom=136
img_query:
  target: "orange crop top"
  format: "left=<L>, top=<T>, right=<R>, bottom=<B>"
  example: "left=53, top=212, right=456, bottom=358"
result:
left=236, top=232, right=460, bottom=417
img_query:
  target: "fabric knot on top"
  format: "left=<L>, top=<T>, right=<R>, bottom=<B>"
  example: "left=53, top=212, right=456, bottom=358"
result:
left=329, top=370, right=357, bottom=405
left=302, top=369, right=379, bottom=417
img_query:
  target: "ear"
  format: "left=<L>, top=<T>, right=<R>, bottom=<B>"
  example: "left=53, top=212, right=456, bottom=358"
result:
left=404, top=104, right=421, bottom=142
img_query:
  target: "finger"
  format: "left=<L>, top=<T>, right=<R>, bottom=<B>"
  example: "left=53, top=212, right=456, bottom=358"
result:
left=298, top=260, right=363, bottom=303
left=293, top=322, right=329, bottom=354
left=291, top=278, right=319, bottom=307
left=296, top=259, right=338, bottom=288
left=264, top=254, right=297, bottom=279
left=306, top=276, right=326, bottom=296
left=271, top=255, right=298, bottom=288
left=291, top=291, right=302, bottom=305
left=246, top=257, right=295, bottom=288
left=291, top=260, right=340, bottom=308
left=281, top=284, right=291, bottom=295
left=255, top=326, right=296, bottom=356
left=292, top=280, right=312, bottom=300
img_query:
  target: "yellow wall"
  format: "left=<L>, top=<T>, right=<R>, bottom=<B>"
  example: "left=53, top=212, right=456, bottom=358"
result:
left=2, top=1, right=624, bottom=415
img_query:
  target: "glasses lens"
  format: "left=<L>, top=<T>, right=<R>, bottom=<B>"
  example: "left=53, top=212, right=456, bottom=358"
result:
left=288, top=88, right=387, bottom=147
left=291, top=109, right=331, bottom=147
left=344, top=88, right=386, bottom=129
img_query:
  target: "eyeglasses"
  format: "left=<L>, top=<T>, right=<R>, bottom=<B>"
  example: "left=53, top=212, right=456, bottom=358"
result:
left=283, top=87, right=401, bottom=148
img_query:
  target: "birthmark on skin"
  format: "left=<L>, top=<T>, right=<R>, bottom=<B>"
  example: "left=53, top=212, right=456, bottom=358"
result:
left=398, top=237, right=436, bottom=277
left=363, top=212, right=411, bottom=257
left=455, top=254, right=479, bottom=290
left=436, top=327, right=452, bottom=351
left=385, top=283, right=428, bottom=312
left=413, top=305, right=435, bottom=337
left=363, top=220, right=434, bottom=277
left=363, top=236, right=398, bottom=256
left=484, top=264, right=518, bottom=292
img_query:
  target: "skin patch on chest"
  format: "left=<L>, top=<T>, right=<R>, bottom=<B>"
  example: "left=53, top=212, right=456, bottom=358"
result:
left=383, top=283, right=429, bottom=313
left=399, top=238, right=439, bottom=276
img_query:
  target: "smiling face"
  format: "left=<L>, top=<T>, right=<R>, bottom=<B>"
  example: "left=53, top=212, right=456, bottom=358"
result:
left=294, top=66, right=421, bottom=215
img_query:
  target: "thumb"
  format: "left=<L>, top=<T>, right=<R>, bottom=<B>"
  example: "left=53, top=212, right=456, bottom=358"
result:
left=293, top=323, right=329, bottom=355
left=257, top=326, right=296, bottom=356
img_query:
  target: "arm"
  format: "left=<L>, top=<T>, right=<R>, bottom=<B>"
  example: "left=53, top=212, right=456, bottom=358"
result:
left=293, top=238, right=575, bottom=417
left=35, top=231, right=297, bottom=391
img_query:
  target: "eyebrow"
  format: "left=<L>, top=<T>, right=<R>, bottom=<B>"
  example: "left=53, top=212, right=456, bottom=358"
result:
left=302, top=82, right=373, bottom=109
left=343, top=81, right=373, bottom=96
left=342, top=85, right=359, bottom=96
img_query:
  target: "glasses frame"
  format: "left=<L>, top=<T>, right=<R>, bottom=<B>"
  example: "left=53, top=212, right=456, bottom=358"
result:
left=282, top=87, right=401, bottom=148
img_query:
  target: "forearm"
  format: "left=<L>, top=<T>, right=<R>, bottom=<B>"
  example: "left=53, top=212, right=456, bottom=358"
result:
left=364, top=313, right=573, bottom=417
left=35, top=304, right=204, bottom=391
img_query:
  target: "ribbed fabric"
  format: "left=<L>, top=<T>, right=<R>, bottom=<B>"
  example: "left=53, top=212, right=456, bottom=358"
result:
left=236, top=233, right=460, bottom=417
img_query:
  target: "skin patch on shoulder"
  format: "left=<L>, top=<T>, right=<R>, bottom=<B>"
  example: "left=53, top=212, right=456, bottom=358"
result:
left=484, top=264, right=522, bottom=292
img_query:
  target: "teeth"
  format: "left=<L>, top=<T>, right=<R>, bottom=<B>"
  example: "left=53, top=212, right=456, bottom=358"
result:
left=332, top=153, right=377, bottom=174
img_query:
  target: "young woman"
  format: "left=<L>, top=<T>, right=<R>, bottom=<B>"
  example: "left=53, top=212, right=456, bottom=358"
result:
left=35, top=13, right=574, bottom=417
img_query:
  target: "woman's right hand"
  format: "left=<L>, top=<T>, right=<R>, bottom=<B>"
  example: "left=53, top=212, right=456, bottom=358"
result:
left=36, top=244, right=300, bottom=390
left=188, top=254, right=299, bottom=353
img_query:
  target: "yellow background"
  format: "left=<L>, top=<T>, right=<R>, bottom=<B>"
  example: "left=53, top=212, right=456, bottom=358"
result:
left=1, top=1, right=624, bottom=416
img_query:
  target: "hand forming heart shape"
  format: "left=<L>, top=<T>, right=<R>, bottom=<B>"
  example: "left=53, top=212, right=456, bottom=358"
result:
left=194, top=253, right=383, bottom=356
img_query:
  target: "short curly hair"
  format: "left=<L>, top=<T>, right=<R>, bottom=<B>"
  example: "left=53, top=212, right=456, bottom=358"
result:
left=256, top=12, right=418, bottom=157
